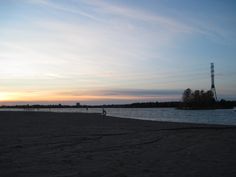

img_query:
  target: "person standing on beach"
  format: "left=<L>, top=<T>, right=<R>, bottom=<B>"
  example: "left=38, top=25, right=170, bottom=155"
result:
left=102, top=108, right=107, bottom=116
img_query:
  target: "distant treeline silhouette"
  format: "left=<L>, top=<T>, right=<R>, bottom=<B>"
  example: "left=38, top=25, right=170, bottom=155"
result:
left=93, top=101, right=180, bottom=108
left=179, top=88, right=235, bottom=109
left=0, top=102, right=180, bottom=109
left=0, top=100, right=235, bottom=109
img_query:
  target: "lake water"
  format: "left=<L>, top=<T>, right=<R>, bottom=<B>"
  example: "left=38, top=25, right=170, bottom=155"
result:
left=1, top=107, right=236, bottom=126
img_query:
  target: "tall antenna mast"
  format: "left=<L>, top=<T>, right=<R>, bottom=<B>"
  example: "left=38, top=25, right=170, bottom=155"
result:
left=211, top=63, right=217, bottom=101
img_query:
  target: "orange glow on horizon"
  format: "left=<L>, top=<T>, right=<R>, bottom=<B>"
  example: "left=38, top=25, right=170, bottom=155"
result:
left=0, top=90, right=180, bottom=105
left=0, top=94, right=153, bottom=102
left=0, top=92, right=146, bottom=102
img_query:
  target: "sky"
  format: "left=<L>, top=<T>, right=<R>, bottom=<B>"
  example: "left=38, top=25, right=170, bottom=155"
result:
left=0, top=0, right=236, bottom=105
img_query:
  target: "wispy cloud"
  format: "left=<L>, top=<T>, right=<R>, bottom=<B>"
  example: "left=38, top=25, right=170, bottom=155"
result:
left=83, top=0, right=196, bottom=34
left=90, top=0, right=234, bottom=39
left=24, top=0, right=192, bottom=34
left=24, top=0, right=232, bottom=40
left=52, top=88, right=182, bottom=104
left=25, top=0, right=103, bottom=22
left=59, top=88, right=182, bottom=98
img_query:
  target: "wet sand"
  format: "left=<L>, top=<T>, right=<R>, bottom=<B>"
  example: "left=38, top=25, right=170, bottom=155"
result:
left=0, top=111, right=236, bottom=177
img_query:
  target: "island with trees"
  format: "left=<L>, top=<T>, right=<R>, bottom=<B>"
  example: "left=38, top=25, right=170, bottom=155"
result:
left=178, top=88, right=234, bottom=110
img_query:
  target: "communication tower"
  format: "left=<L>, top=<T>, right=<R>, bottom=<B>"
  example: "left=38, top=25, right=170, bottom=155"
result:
left=211, top=63, right=217, bottom=101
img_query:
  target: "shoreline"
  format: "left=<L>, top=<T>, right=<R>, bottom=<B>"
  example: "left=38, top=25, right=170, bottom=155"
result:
left=0, top=111, right=236, bottom=177
left=1, top=108, right=235, bottom=126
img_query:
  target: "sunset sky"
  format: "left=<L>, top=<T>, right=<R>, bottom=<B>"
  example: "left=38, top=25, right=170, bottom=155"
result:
left=0, top=0, right=236, bottom=105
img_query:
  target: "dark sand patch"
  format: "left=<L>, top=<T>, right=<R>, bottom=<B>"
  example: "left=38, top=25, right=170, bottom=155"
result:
left=0, top=111, right=236, bottom=177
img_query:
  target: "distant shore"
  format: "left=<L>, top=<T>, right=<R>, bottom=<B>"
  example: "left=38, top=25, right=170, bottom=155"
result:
left=1, top=100, right=235, bottom=110
left=0, top=111, right=236, bottom=177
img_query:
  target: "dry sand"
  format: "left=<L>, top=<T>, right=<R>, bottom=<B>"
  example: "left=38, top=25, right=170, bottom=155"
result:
left=0, top=111, right=236, bottom=177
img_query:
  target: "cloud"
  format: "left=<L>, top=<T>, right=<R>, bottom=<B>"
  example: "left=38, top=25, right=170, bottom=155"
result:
left=49, top=88, right=182, bottom=104
left=84, top=0, right=196, bottom=34
left=83, top=0, right=233, bottom=40
left=24, top=0, right=103, bottom=22
left=23, top=0, right=233, bottom=42
left=60, top=88, right=182, bottom=97
left=24, top=0, right=193, bottom=34
left=24, top=0, right=232, bottom=42
left=99, top=89, right=182, bottom=96
left=26, top=0, right=48, bottom=4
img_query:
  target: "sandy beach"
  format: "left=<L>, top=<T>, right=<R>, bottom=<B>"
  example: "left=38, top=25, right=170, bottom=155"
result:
left=0, top=111, right=236, bottom=177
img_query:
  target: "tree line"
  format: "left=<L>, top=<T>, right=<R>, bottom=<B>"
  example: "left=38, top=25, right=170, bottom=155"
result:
left=180, top=88, right=234, bottom=109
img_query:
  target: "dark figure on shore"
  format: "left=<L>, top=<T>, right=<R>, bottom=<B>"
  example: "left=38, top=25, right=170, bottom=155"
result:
left=102, top=108, right=107, bottom=116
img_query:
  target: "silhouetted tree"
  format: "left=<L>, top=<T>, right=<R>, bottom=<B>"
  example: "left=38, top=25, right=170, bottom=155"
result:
left=204, top=90, right=215, bottom=103
left=193, top=90, right=201, bottom=103
left=181, top=88, right=216, bottom=108
left=182, top=88, right=192, bottom=103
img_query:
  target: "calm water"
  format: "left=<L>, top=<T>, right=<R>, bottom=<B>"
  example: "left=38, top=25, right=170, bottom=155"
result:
left=1, top=107, right=236, bottom=126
